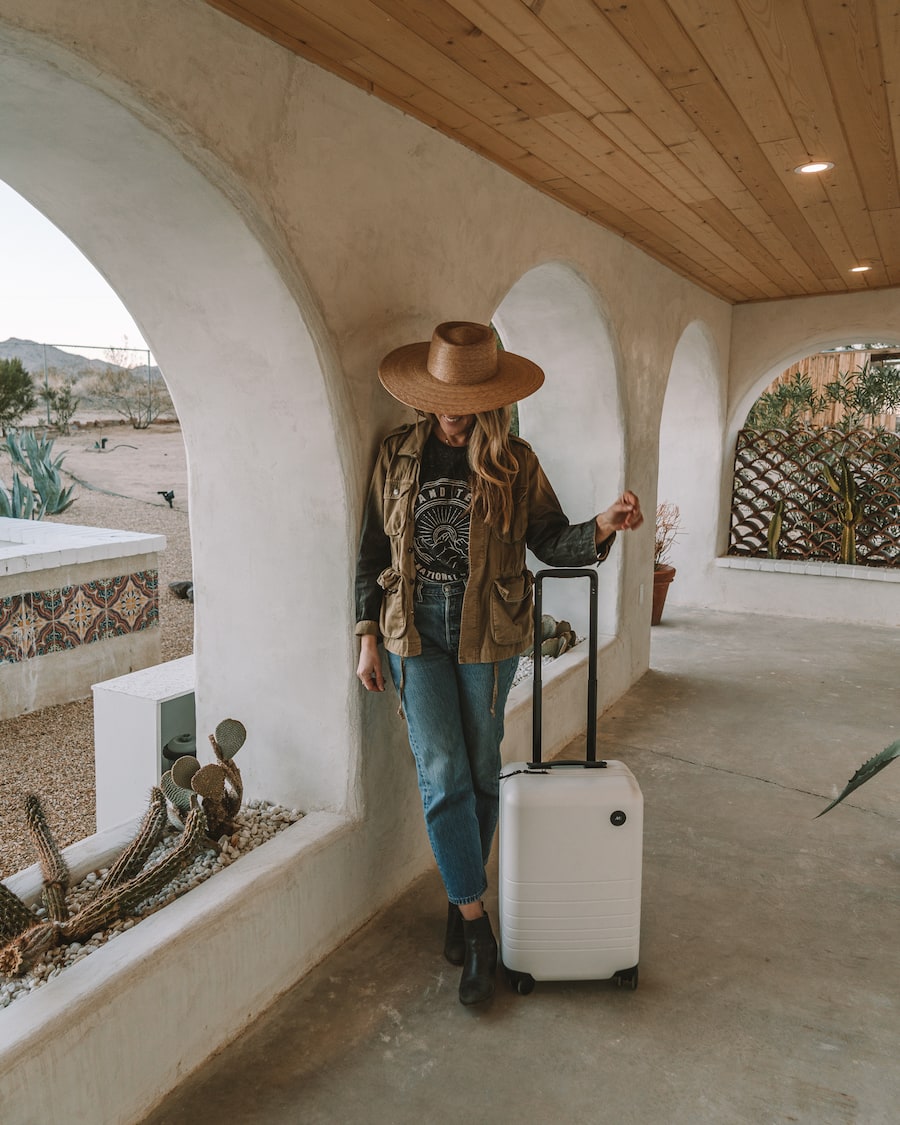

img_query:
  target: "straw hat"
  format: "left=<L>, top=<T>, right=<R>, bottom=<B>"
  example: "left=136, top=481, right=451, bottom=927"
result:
left=378, top=321, right=544, bottom=414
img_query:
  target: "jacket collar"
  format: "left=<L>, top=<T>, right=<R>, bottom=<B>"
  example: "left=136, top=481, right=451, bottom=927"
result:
left=393, top=416, right=433, bottom=459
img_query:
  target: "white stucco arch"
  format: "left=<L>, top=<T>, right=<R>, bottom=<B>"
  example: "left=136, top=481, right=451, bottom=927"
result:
left=492, top=262, right=624, bottom=637
left=0, top=26, right=354, bottom=813
left=730, top=329, right=900, bottom=440
left=730, top=293, right=900, bottom=441
left=658, top=320, right=725, bottom=600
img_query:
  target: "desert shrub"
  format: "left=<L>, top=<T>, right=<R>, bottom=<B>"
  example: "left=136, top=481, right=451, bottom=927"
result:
left=0, top=358, right=36, bottom=433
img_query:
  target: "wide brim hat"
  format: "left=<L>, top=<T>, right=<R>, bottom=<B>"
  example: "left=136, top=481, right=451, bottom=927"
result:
left=378, top=321, right=545, bottom=414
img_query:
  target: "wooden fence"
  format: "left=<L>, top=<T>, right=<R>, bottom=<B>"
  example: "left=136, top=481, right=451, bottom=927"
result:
left=768, top=350, right=899, bottom=430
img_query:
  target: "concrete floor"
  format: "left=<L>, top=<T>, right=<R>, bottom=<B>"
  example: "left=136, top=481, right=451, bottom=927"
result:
left=143, top=608, right=899, bottom=1125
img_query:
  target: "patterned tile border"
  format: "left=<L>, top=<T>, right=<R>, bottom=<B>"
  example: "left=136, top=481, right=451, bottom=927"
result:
left=0, top=570, right=158, bottom=665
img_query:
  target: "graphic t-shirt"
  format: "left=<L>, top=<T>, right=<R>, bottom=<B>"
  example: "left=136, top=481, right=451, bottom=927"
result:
left=414, top=433, right=471, bottom=582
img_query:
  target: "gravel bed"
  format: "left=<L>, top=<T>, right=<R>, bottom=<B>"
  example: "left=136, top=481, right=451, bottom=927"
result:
left=1, top=424, right=194, bottom=876
left=1, top=799, right=302, bottom=1009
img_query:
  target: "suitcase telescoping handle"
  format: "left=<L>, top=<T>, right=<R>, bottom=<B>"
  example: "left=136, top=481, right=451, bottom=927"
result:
left=531, top=568, right=604, bottom=769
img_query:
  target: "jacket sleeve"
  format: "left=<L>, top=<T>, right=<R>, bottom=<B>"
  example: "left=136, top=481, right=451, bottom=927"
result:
left=354, top=445, right=392, bottom=636
left=524, top=453, right=616, bottom=567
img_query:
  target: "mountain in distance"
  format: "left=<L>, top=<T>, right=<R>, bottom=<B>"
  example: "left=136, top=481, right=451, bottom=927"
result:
left=0, top=337, right=164, bottom=382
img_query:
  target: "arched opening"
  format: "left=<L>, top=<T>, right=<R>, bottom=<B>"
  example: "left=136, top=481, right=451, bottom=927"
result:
left=492, top=262, right=624, bottom=639
left=728, top=344, right=900, bottom=569
left=658, top=320, right=724, bottom=605
left=0, top=27, right=353, bottom=817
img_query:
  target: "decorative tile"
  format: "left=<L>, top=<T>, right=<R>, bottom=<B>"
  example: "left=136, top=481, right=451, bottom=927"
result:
left=112, top=574, right=159, bottom=633
left=82, top=579, right=111, bottom=612
left=35, top=620, right=79, bottom=655
left=62, top=589, right=98, bottom=642
left=10, top=596, right=36, bottom=661
left=1, top=570, right=159, bottom=666
left=31, top=588, right=64, bottom=623
left=85, top=611, right=128, bottom=645
left=95, top=574, right=130, bottom=606
left=0, top=594, right=21, bottom=665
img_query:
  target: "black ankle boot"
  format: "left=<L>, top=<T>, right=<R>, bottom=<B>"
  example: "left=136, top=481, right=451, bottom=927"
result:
left=458, top=912, right=498, bottom=1006
left=444, top=903, right=465, bottom=966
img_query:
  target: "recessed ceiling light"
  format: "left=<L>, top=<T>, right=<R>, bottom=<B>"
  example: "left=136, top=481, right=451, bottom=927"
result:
left=850, top=264, right=871, bottom=273
left=794, top=161, right=835, bottom=174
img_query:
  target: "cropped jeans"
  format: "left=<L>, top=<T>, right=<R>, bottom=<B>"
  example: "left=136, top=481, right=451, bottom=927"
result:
left=388, top=579, right=519, bottom=906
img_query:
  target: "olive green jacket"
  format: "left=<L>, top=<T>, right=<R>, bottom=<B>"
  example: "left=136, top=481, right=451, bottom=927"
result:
left=355, top=419, right=614, bottom=664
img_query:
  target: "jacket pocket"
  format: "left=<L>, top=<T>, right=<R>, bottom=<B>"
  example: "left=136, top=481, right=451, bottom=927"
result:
left=489, top=571, right=534, bottom=646
left=489, top=499, right=528, bottom=546
left=382, top=477, right=415, bottom=537
left=377, top=567, right=410, bottom=639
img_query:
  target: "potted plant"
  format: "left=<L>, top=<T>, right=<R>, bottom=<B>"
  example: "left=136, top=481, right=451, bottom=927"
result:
left=652, top=502, right=681, bottom=625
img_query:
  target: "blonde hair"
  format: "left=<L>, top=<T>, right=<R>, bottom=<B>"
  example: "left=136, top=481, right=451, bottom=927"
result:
left=423, top=408, right=517, bottom=533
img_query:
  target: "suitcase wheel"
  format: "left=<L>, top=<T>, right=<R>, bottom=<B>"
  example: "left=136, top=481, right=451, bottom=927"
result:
left=505, top=968, right=535, bottom=996
left=614, top=965, right=639, bottom=991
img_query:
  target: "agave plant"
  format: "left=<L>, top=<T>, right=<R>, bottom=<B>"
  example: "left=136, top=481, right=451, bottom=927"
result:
left=818, top=738, right=900, bottom=816
left=0, top=430, right=76, bottom=518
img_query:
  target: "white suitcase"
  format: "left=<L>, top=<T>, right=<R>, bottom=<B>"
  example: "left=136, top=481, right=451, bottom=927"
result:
left=498, top=570, right=643, bottom=994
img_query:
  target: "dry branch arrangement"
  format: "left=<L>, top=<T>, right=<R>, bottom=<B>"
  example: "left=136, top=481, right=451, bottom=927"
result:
left=0, top=718, right=247, bottom=979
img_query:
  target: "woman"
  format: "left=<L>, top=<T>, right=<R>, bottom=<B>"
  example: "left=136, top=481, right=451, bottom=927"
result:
left=355, top=321, right=643, bottom=1006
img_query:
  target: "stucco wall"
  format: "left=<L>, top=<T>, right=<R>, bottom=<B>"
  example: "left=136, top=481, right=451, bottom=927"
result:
left=700, top=292, right=900, bottom=623
left=0, top=3, right=736, bottom=1118
left=3, top=0, right=900, bottom=1118
left=0, top=0, right=732, bottom=820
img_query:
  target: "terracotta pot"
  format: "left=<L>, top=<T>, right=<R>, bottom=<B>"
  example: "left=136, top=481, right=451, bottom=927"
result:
left=651, top=564, right=676, bottom=626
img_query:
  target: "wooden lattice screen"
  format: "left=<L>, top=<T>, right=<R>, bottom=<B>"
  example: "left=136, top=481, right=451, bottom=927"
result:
left=729, top=428, right=900, bottom=567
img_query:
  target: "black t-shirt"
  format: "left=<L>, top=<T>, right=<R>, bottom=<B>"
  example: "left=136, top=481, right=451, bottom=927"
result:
left=414, top=433, right=472, bottom=582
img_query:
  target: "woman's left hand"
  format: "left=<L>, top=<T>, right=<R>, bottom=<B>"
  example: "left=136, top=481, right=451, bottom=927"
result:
left=596, top=491, right=644, bottom=542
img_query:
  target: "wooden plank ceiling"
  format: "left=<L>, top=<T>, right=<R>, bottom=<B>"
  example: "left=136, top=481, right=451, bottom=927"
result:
left=203, top=0, right=900, bottom=304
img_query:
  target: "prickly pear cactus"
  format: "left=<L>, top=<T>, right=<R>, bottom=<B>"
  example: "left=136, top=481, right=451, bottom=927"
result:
left=524, top=616, right=578, bottom=659
left=214, top=718, right=246, bottom=761
left=158, top=718, right=247, bottom=840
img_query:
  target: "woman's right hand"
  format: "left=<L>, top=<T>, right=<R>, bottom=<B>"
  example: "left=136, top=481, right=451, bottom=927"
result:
left=357, top=634, right=385, bottom=692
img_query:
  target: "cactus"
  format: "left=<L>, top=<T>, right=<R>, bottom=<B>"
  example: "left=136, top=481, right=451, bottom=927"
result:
left=200, top=718, right=246, bottom=835
left=161, top=769, right=193, bottom=821
left=0, top=882, right=35, bottom=944
left=767, top=498, right=784, bottom=559
left=171, top=755, right=200, bottom=788
left=25, top=794, right=70, bottom=923
left=190, top=764, right=226, bottom=801
left=158, top=719, right=247, bottom=839
left=61, top=801, right=208, bottom=938
left=211, top=718, right=245, bottom=820
left=0, top=920, right=62, bottom=975
left=94, top=788, right=168, bottom=894
left=213, top=718, right=246, bottom=761
left=525, top=616, right=577, bottom=659
left=0, top=802, right=209, bottom=977
left=822, top=456, right=863, bottom=565
left=1, top=718, right=250, bottom=978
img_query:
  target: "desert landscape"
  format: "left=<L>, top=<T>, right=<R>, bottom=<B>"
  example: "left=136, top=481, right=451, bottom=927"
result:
left=1, top=421, right=193, bottom=874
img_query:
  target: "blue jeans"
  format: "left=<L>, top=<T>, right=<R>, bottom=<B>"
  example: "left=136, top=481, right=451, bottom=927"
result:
left=388, top=580, right=519, bottom=905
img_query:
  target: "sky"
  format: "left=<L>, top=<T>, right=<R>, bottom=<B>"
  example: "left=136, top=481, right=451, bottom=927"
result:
left=0, top=179, right=153, bottom=364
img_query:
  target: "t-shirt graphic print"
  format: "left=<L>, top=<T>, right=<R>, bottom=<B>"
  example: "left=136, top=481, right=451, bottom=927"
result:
left=414, top=438, right=471, bottom=583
